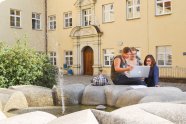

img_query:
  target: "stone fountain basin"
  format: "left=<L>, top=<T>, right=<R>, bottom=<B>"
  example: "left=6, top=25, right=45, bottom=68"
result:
left=6, top=105, right=116, bottom=117
left=55, top=84, right=186, bottom=108
left=2, top=102, right=186, bottom=124
left=1, top=84, right=186, bottom=124
left=48, top=102, right=186, bottom=124
left=1, top=84, right=186, bottom=110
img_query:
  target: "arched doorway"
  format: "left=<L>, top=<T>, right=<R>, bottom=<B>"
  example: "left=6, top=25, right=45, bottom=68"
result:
left=83, top=46, right=94, bottom=75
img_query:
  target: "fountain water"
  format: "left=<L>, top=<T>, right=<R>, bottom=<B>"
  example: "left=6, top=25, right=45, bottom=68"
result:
left=58, top=68, right=65, bottom=114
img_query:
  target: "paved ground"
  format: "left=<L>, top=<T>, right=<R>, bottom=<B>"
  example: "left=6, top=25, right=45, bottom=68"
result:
left=63, top=75, right=186, bottom=91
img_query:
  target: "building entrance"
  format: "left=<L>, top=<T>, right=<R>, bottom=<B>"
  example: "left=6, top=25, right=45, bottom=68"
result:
left=83, top=46, right=94, bottom=75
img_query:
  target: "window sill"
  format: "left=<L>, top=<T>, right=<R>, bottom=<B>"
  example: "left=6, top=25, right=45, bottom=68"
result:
left=158, top=65, right=172, bottom=68
left=126, top=17, right=141, bottom=21
left=10, top=26, right=22, bottom=29
left=63, top=26, right=72, bottom=29
left=155, top=12, right=172, bottom=17
left=48, top=29, right=56, bottom=31
left=32, top=29, right=42, bottom=31
left=102, top=21, right=115, bottom=24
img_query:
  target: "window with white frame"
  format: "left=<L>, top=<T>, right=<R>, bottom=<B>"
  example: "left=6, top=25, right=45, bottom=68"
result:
left=157, top=46, right=172, bottom=66
left=49, top=52, right=57, bottom=65
left=82, top=9, right=91, bottom=26
left=10, top=9, right=21, bottom=27
left=48, top=16, right=56, bottom=30
left=103, top=3, right=114, bottom=23
left=32, top=13, right=41, bottom=30
left=64, top=12, right=72, bottom=28
left=156, top=0, right=171, bottom=15
left=127, top=0, right=140, bottom=19
left=104, top=49, right=114, bottom=66
left=65, top=51, right=73, bottom=67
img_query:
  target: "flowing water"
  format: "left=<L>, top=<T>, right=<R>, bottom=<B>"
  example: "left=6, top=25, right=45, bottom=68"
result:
left=58, top=69, right=65, bottom=114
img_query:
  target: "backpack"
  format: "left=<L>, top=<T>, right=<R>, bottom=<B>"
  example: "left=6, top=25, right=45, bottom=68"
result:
left=91, top=75, right=110, bottom=86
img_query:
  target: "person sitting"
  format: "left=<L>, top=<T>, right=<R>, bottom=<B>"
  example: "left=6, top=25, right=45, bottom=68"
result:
left=127, top=47, right=142, bottom=66
left=111, top=47, right=144, bottom=85
left=91, top=69, right=110, bottom=86
left=144, top=55, right=159, bottom=87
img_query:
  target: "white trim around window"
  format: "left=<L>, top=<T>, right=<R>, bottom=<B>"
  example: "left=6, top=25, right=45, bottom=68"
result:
left=64, top=51, right=73, bottom=67
left=103, top=49, right=114, bottom=67
left=156, top=0, right=172, bottom=16
left=126, top=0, right=140, bottom=20
left=103, top=3, right=114, bottom=23
left=49, top=51, right=57, bottom=66
left=10, top=9, right=21, bottom=28
left=64, top=12, right=72, bottom=28
left=48, top=15, right=56, bottom=30
left=32, top=12, right=41, bottom=30
left=82, top=8, right=92, bottom=27
left=156, top=46, right=172, bottom=67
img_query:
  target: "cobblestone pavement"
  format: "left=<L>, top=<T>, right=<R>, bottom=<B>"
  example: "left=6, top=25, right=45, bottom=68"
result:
left=63, top=75, right=186, bottom=91
left=63, top=75, right=97, bottom=85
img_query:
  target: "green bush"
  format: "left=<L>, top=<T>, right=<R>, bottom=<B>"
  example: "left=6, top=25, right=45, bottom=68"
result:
left=0, top=40, right=58, bottom=88
left=34, top=57, right=58, bottom=88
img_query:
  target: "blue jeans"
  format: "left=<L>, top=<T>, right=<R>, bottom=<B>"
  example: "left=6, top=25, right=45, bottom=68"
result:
left=113, top=75, right=145, bottom=85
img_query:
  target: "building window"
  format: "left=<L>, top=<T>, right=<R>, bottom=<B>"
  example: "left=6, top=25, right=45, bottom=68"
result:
left=104, top=49, right=114, bottom=66
left=32, top=13, right=41, bottom=30
left=65, top=51, right=73, bottom=67
left=10, top=9, right=21, bottom=28
left=50, top=52, right=57, bottom=65
left=48, top=16, right=56, bottom=30
left=103, top=3, right=114, bottom=23
left=157, top=46, right=172, bottom=66
left=82, top=9, right=91, bottom=26
left=64, top=12, right=72, bottom=28
left=127, top=0, right=140, bottom=19
left=156, top=0, right=171, bottom=15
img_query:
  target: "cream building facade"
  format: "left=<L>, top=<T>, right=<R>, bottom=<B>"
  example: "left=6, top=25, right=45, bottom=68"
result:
left=1, top=0, right=186, bottom=77
left=0, top=0, right=46, bottom=51
left=47, top=0, right=186, bottom=76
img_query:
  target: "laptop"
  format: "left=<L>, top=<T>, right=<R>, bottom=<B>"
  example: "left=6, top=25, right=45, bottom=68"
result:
left=127, top=66, right=150, bottom=78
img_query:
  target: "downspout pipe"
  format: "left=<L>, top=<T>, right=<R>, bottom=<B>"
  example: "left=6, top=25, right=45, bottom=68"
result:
left=45, top=0, right=48, bottom=54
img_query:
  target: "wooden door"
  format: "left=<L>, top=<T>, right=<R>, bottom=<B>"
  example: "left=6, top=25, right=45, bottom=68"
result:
left=83, top=46, right=94, bottom=75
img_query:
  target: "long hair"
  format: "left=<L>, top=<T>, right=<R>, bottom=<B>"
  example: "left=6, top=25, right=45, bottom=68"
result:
left=144, top=54, right=156, bottom=67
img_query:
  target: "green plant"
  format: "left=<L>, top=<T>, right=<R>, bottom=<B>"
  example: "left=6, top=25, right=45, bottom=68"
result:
left=0, top=39, right=57, bottom=88
left=34, top=56, right=58, bottom=88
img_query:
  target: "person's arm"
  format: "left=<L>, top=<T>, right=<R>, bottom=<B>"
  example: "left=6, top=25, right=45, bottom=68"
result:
left=153, top=65, right=159, bottom=87
left=114, top=58, right=133, bottom=72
